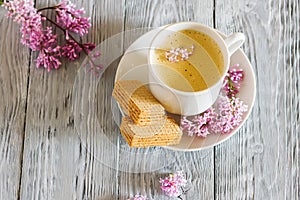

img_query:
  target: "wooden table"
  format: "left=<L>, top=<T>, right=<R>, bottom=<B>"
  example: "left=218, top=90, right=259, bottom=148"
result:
left=0, top=0, right=299, bottom=199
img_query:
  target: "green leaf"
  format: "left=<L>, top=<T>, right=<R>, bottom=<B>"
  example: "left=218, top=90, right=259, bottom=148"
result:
left=0, top=1, right=3, bottom=6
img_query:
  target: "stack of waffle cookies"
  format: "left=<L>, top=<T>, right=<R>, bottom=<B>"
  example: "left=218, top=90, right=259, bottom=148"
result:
left=113, top=80, right=182, bottom=148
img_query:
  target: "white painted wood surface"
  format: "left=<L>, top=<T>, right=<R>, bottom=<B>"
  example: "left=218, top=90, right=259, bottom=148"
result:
left=0, top=0, right=299, bottom=200
left=0, top=7, right=29, bottom=200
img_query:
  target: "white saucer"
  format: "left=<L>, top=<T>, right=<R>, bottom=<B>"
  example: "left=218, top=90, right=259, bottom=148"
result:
left=115, top=28, right=256, bottom=151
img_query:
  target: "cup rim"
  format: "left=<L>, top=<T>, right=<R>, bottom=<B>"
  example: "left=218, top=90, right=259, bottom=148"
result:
left=148, top=21, right=230, bottom=96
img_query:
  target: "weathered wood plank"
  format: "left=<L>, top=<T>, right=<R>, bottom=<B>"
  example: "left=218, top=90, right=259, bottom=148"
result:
left=214, top=0, right=299, bottom=199
left=19, top=0, right=125, bottom=199
left=0, top=8, right=30, bottom=200
left=119, top=0, right=215, bottom=199
left=1, top=0, right=297, bottom=199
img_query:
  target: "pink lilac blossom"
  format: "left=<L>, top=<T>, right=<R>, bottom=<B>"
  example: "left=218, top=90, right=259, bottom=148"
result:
left=160, top=171, right=187, bottom=197
left=127, top=195, right=147, bottom=200
left=36, top=27, right=61, bottom=71
left=62, top=39, right=82, bottom=61
left=180, top=66, right=248, bottom=136
left=181, top=108, right=215, bottom=137
left=82, top=42, right=96, bottom=54
left=3, top=0, right=97, bottom=72
left=56, top=0, right=91, bottom=39
left=3, top=0, right=45, bottom=50
left=180, top=95, right=248, bottom=136
left=20, top=13, right=45, bottom=50
left=3, top=0, right=35, bottom=21
left=62, top=40, right=95, bottom=61
left=165, top=45, right=194, bottom=62
left=209, top=96, right=248, bottom=134
left=223, top=64, right=244, bottom=98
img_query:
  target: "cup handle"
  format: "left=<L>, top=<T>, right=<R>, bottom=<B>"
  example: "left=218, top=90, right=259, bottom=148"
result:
left=224, top=33, right=245, bottom=56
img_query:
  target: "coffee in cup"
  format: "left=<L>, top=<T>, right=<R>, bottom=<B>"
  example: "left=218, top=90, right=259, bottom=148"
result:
left=152, top=29, right=224, bottom=92
left=148, top=22, right=245, bottom=116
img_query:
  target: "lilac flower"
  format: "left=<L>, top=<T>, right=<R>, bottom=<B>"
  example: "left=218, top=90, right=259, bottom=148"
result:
left=56, top=0, right=91, bottom=38
left=181, top=95, right=248, bottom=136
left=3, top=0, right=62, bottom=71
left=19, top=13, right=45, bottom=50
left=228, top=65, right=244, bottom=83
left=180, top=116, right=193, bottom=133
left=61, top=41, right=95, bottom=61
left=62, top=39, right=82, bottom=61
left=36, top=51, right=61, bottom=72
left=180, top=65, right=248, bottom=136
left=36, top=27, right=61, bottom=71
left=3, top=0, right=36, bottom=21
left=181, top=108, right=215, bottom=137
left=127, top=195, right=147, bottom=200
left=3, top=0, right=45, bottom=50
left=82, top=42, right=96, bottom=54
left=3, top=0, right=97, bottom=72
left=160, top=171, right=187, bottom=197
left=209, top=96, right=248, bottom=134
left=165, top=45, right=194, bottom=62
left=223, top=65, right=244, bottom=98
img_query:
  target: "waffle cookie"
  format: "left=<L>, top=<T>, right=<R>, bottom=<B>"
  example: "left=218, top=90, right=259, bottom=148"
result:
left=120, top=116, right=182, bottom=148
left=112, top=80, right=165, bottom=125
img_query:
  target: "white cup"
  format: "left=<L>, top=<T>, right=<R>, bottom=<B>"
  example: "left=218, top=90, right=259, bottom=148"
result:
left=148, top=22, right=245, bottom=115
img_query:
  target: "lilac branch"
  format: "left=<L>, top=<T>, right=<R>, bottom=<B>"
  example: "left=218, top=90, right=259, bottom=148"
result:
left=37, top=6, right=57, bottom=12
left=41, top=13, right=102, bottom=75
left=40, top=14, right=87, bottom=54
left=3, top=0, right=100, bottom=73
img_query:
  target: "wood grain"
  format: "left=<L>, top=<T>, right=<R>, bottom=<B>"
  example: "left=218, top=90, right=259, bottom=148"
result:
left=19, top=0, right=125, bottom=199
left=0, top=8, right=30, bottom=200
left=0, top=0, right=299, bottom=199
left=214, top=0, right=299, bottom=199
left=120, top=0, right=215, bottom=199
